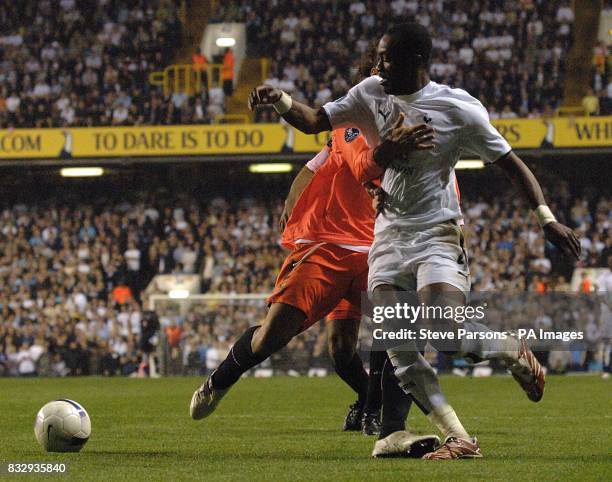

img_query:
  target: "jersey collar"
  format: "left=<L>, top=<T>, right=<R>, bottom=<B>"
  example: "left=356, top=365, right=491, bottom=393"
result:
left=395, top=81, right=434, bottom=103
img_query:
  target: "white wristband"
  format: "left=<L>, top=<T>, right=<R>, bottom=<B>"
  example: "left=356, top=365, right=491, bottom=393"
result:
left=273, top=91, right=292, bottom=115
left=535, top=205, right=556, bottom=227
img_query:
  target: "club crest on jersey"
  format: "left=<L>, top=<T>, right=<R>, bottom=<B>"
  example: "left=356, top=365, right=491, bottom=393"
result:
left=378, top=109, right=390, bottom=121
left=423, top=114, right=432, bottom=124
left=344, top=128, right=360, bottom=142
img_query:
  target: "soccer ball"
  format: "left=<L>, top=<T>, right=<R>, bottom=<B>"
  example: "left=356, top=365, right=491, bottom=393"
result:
left=34, top=399, right=91, bottom=452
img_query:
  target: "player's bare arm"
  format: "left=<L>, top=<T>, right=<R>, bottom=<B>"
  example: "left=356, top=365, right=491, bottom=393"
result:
left=496, top=151, right=581, bottom=259
left=248, top=85, right=331, bottom=134
left=280, top=166, right=315, bottom=231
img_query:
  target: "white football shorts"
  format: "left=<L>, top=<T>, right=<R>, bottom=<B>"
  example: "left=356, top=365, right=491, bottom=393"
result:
left=368, top=221, right=470, bottom=292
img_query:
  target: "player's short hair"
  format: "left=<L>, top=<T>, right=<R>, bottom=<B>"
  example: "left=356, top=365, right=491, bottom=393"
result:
left=352, top=41, right=378, bottom=83
left=386, top=22, right=432, bottom=66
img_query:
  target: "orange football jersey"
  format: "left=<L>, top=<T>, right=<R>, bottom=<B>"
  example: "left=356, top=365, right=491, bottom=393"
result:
left=281, top=128, right=380, bottom=249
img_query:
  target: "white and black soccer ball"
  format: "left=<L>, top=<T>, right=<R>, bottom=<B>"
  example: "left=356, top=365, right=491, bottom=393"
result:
left=34, top=399, right=91, bottom=452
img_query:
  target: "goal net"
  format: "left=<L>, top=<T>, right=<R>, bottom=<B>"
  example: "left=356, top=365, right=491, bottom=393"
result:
left=149, top=293, right=339, bottom=377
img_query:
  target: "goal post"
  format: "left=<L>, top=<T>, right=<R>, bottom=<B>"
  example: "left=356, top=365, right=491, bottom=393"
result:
left=150, top=293, right=272, bottom=376
left=148, top=293, right=374, bottom=377
left=149, top=293, right=270, bottom=313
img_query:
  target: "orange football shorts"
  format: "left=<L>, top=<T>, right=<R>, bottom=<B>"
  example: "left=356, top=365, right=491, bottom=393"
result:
left=267, top=242, right=369, bottom=330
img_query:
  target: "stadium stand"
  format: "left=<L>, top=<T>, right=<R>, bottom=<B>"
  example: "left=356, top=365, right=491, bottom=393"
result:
left=2, top=1, right=609, bottom=127
left=210, top=0, right=605, bottom=121
left=0, top=0, right=206, bottom=128
left=0, top=172, right=609, bottom=377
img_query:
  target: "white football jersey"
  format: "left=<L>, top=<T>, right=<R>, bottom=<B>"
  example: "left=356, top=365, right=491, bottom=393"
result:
left=323, top=77, right=511, bottom=234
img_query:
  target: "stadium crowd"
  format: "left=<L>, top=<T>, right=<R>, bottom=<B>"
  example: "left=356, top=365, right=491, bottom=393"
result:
left=0, top=180, right=610, bottom=377
left=0, top=0, right=217, bottom=128
left=1, top=1, right=609, bottom=128
left=215, top=0, right=609, bottom=121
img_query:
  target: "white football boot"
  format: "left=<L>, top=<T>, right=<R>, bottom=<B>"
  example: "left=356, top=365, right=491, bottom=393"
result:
left=190, top=373, right=230, bottom=420
left=372, top=430, right=440, bottom=458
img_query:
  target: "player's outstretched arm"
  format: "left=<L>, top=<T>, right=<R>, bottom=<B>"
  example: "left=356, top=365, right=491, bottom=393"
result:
left=495, top=151, right=581, bottom=259
left=248, top=85, right=331, bottom=134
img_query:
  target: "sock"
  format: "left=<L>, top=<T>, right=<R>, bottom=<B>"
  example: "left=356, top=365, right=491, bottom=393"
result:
left=364, top=350, right=385, bottom=413
left=379, top=354, right=413, bottom=438
left=427, top=403, right=470, bottom=441
left=458, top=321, right=520, bottom=363
left=388, top=346, right=447, bottom=414
left=211, top=326, right=266, bottom=389
left=334, top=352, right=368, bottom=408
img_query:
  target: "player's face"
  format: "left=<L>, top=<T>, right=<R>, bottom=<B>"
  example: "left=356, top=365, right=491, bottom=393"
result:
left=376, top=34, right=419, bottom=95
left=375, top=36, right=394, bottom=94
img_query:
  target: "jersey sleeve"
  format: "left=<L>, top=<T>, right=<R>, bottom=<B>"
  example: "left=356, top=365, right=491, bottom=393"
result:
left=323, top=79, right=374, bottom=130
left=461, top=102, right=512, bottom=164
left=332, top=129, right=384, bottom=184
left=305, top=146, right=331, bottom=172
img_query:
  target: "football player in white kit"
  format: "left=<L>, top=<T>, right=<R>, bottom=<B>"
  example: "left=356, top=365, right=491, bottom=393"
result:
left=249, top=23, right=580, bottom=459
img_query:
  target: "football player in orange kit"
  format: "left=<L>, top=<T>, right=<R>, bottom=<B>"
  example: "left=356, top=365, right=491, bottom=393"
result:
left=189, top=125, right=382, bottom=414
left=278, top=131, right=383, bottom=435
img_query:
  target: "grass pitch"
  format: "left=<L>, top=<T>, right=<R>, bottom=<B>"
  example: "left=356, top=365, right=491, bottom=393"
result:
left=0, top=375, right=610, bottom=481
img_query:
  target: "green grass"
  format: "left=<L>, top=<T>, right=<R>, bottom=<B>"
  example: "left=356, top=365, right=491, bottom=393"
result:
left=0, top=375, right=610, bottom=481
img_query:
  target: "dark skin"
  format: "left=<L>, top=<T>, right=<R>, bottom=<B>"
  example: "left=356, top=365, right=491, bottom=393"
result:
left=249, top=32, right=580, bottom=261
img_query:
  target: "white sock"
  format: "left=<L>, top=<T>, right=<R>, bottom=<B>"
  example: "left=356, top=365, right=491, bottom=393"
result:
left=388, top=347, right=448, bottom=414
left=459, top=321, right=520, bottom=363
left=427, top=404, right=470, bottom=441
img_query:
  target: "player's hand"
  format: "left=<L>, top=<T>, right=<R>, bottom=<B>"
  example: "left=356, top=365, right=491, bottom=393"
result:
left=248, top=85, right=282, bottom=110
left=374, top=113, right=435, bottom=166
left=543, top=221, right=581, bottom=260
left=364, top=182, right=379, bottom=199
left=364, top=182, right=385, bottom=216
left=387, top=113, right=435, bottom=152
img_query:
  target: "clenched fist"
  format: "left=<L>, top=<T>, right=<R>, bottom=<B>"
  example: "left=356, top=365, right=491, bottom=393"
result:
left=248, top=85, right=283, bottom=111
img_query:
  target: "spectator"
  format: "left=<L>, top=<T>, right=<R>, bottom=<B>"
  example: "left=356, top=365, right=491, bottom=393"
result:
left=221, top=48, right=235, bottom=97
left=208, top=85, right=225, bottom=119
left=64, top=341, right=83, bottom=376
left=582, top=88, right=600, bottom=116
left=192, top=47, right=208, bottom=74
left=36, top=344, right=53, bottom=377
left=165, top=321, right=182, bottom=349
left=16, top=343, right=36, bottom=376
left=125, top=241, right=142, bottom=293
left=580, top=272, right=593, bottom=293
left=113, top=284, right=133, bottom=305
